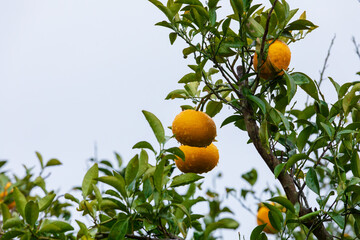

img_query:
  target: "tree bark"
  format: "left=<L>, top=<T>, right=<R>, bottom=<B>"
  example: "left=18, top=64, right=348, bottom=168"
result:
left=240, top=99, right=333, bottom=240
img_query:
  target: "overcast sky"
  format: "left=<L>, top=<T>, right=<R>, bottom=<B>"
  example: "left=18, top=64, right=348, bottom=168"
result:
left=1, top=0, right=360, bottom=238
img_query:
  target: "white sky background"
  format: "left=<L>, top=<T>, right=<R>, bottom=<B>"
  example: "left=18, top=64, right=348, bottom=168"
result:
left=0, top=0, right=360, bottom=239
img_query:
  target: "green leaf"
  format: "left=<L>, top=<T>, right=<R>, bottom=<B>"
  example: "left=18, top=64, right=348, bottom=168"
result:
left=206, top=101, right=223, bottom=117
left=155, top=20, right=173, bottom=29
left=137, top=150, right=149, bottom=178
left=154, top=158, right=166, bottom=192
left=342, top=83, right=360, bottom=114
left=132, top=141, right=156, bottom=154
left=247, top=95, right=266, bottom=114
left=184, top=82, right=199, bottom=97
left=286, top=19, right=316, bottom=31
left=76, top=220, right=89, bottom=238
left=263, top=203, right=283, bottom=232
left=351, top=151, right=360, bottom=178
left=208, top=0, right=219, bottom=8
left=25, top=201, right=39, bottom=227
left=241, top=168, right=258, bottom=186
left=328, top=77, right=340, bottom=95
left=320, top=122, right=332, bottom=138
left=250, top=224, right=267, bottom=240
left=317, top=191, right=334, bottom=208
left=175, top=0, right=202, bottom=5
left=92, top=183, right=102, bottom=205
left=45, top=158, right=62, bottom=167
left=178, top=72, right=201, bottom=83
left=171, top=173, right=204, bottom=187
left=115, top=152, right=123, bottom=168
left=39, top=220, right=74, bottom=234
left=222, top=18, right=231, bottom=36
left=166, top=147, right=185, bottom=161
left=182, top=46, right=197, bottom=58
left=13, top=187, right=27, bottom=218
left=259, top=119, right=270, bottom=150
left=142, top=110, right=165, bottom=145
left=38, top=193, right=56, bottom=211
left=97, top=176, right=127, bottom=198
left=268, top=196, right=295, bottom=213
left=108, top=217, right=129, bottom=240
left=306, top=168, right=320, bottom=195
left=268, top=210, right=282, bottom=232
left=328, top=212, right=345, bottom=229
left=172, top=203, right=191, bottom=220
left=286, top=153, right=308, bottom=170
left=169, top=32, right=177, bottom=45
left=82, top=163, right=98, bottom=198
left=291, top=72, right=309, bottom=85
left=284, top=71, right=297, bottom=103
left=270, top=0, right=285, bottom=27
left=297, top=125, right=313, bottom=152
left=275, top=109, right=290, bottom=131
left=297, top=210, right=321, bottom=223
left=1, top=230, right=24, bottom=240
left=149, top=0, right=174, bottom=21
left=143, top=179, right=153, bottom=199
left=274, top=163, right=286, bottom=179
left=246, top=17, right=264, bottom=38
left=230, top=0, right=244, bottom=16
left=291, top=72, right=319, bottom=101
left=191, top=7, right=205, bottom=29
left=0, top=160, right=7, bottom=169
left=165, top=89, right=189, bottom=100
left=339, top=81, right=360, bottom=98
left=221, top=115, right=241, bottom=128
left=34, top=176, right=46, bottom=192
left=64, top=193, right=79, bottom=203
left=125, top=155, right=139, bottom=185
left=1, top=203, right=11, bottom=222
left=204, top=218, right=239, bottom=238
left=3, top=217, right=23, bottom=229
left=36, top=151, right=44, bottom=169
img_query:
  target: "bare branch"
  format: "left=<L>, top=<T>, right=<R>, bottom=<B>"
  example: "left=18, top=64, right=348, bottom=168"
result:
left=352, top=36, right=360, bottom=61
left=259, top=0, right=278, bottom=57
left=254, top=0, right=279, bottom=90
left=319, top=35, right=336, bottom=86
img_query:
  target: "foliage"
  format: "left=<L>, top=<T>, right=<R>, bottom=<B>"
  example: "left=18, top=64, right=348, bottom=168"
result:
left=0, top=111, right=237, bottom=240
left=1, top=0, right=360, bottom=239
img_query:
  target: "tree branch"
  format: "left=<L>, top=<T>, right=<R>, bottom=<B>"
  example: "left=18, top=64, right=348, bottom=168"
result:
left=319, top=35, right=336, bottom=86
left=125, top=234, right=182, bottom=240
left=352, top=36, right=360, bottom=61
left=239, top=97, right=332, bottom=239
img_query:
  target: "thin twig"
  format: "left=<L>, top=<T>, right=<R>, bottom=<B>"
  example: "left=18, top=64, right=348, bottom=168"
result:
left=319, top=35, right=336, bottom=86
left=259, top=0, right=278, bottom=59
left=253, top=0, right=278, bottom=92
left=352, top=36, right=360, bottom=61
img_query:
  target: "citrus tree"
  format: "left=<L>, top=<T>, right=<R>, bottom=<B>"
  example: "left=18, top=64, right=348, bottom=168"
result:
left=1, top=0, right=360, bottom=239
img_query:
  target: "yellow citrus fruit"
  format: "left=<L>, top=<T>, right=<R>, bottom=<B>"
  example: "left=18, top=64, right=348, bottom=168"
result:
left=257, top=203, right=278, bottom=234
left=253, top=39, right=291, bottom=80
left=172, top=110, right=216, bottom=147
left=175, top=143, right=219, bottom=174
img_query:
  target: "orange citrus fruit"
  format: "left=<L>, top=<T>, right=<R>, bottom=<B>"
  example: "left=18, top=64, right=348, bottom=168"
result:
left=253, top=39, right=291, bottom=80
left=257, top=203, right=278, bottom=234
left=172, top=110, right=216, bottom=147
left=175, top=143, right=219, bottom=174
left=0, top=182, right=16, bottom=210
